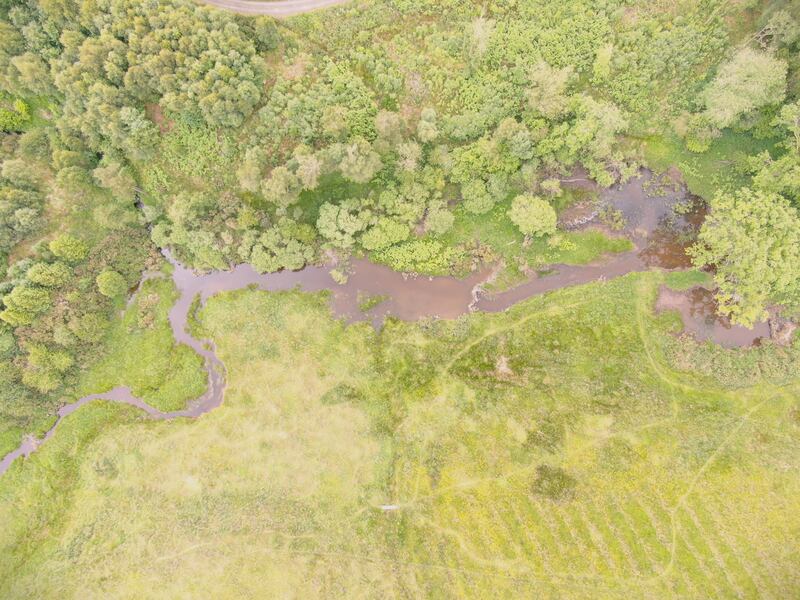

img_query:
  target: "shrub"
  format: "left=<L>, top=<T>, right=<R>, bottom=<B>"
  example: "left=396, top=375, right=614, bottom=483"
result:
left=49, top=235, right=89, bottom=264
left=508, top=195, right=557, bottom=237
left=530, top=465, right=577, bottom=502
left=96, top=270, right=128, bottom=298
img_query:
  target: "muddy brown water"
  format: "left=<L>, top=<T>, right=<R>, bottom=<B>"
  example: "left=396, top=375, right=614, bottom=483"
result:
left=655, top=286, right=771, bottom=348
left=0, top=170, right=767, bottom=476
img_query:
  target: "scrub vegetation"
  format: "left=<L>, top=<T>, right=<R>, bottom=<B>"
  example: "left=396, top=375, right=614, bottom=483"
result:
left=1, top=275, right=799, bottom=597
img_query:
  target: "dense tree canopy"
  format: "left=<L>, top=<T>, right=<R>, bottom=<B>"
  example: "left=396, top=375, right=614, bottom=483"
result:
left=0, top=0, right=798, bottom=448
left=690, top=188, right=800, bottom=327
left=51, top=0, right=264, bottom=156
left=701, top=48, right=788, bottom=129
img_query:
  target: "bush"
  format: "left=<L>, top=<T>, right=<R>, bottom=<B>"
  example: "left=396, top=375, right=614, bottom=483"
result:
left=508, top=195, right=557, bottom=237
left=0, top=99, right=31, bottom=132
left=26, top=262, right=72, bottom=288
left=49, top=235, right=89, bottom=264
left=375, top=239, right=463, bottom=274
left=530, top=465, right=577, bottom=502
left=96, top=270, right=128, bottom=298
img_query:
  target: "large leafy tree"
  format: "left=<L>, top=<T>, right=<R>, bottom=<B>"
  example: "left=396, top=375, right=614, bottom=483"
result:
left=337, top=138, right=382, bottom=184
left=701, top=48, right=788, bottom=129
left=317, top=199, right=373, bottom=249
left=239, top=218, right=315, bottom=273
left=0, top=286, right=51, bottom=326
left=96, top=270, right=127, bottom=298
left=690, top=188, right=800, bottom=327
left=508, top=195, right=557, bottom=238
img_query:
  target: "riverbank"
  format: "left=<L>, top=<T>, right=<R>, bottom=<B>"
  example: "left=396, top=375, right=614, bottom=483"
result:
left=2, top=169, right=788, bottom=476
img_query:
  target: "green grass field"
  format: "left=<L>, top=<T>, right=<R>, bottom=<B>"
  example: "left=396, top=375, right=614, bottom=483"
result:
left=0, top=273, right=798, bottom=598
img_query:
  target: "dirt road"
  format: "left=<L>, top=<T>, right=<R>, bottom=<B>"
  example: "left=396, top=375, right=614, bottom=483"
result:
left=201, top=0, right=349, bottom=16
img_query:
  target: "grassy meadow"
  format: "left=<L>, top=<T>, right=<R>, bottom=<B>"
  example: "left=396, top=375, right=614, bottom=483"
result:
left=643, top=131, right=780, bottom=201
left=0, top=274, right=799, bottom=598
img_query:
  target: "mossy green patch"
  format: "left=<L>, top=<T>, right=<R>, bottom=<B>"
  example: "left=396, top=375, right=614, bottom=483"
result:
left=357, top=292, right=388, bottom=312
left=664, top=269, right=713, bottom=291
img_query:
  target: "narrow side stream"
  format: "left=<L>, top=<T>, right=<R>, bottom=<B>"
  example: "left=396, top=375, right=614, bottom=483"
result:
left=0, top=171, right=768, bottom=476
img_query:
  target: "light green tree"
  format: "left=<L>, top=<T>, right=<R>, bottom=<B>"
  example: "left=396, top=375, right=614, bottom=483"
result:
left=321, top=105, right=349, bottom=140
left=494, top=118, right=534, bottom=161
left=528, top=61, right=573, bottom=119
left=508, top=195, right=557, bottom=237
left=261, top=166, right=301, bottom=208
left=11, top=53, right=55, bottom=96
left=339, top=138, right=382, bottom=183
left=417, top=108, right=439, bottom=143
left=461, top=179, right=495, bottom=215
left=702, top=48, right=787, bottom=129
left=317, top=200, right=373, bottom=249
left=375, top=110, right=404, bottom=142
left=22, top=344, right=73, bottom=393
left=425, top=207, right=455, bottom=235
left=49, top=234, right=89, bottom=264
left=397, top=141, right=422, bottom=172
left=690, top=188, right=800, bottom=327
left=237, top=148, right=264, bottom=193
left=1, top=158, right=40, bottom=189
left=26, top=262, right=72, bottom=288
left=0, top=286, right=51, bottom=326
left=466, top=16, right=495, bottom=68
left=360, top=217, right=410, bottom=251
left=96, top=270, right=127, bottom=298
left=776, top=101, right=800, bottom=152
left=241, top=220, right=315, bottom=273
left=294, top=151, right=322, bottom=190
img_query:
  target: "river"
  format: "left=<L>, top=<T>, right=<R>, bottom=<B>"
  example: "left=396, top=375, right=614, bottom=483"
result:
left=0, top=170, right=769, bottom=476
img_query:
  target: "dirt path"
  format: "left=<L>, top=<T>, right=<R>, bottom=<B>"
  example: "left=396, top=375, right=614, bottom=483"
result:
left=199, top=0, right=350, bottom=16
